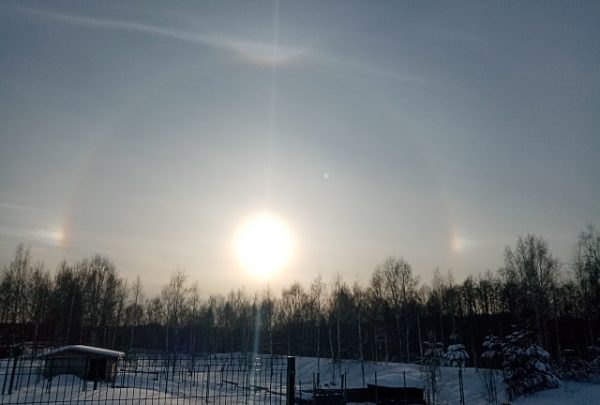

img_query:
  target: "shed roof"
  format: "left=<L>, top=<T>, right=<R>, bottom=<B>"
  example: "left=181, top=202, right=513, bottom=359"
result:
left=41, top=345, right=125, bottom=359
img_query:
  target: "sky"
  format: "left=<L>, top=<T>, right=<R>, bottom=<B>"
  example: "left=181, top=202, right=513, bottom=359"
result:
left=1, top=0, right=599, bottom=294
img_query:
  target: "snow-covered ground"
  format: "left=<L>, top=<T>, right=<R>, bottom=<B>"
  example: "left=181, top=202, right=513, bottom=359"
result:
left=0, top=355, right=288, bottom=404
left=513, top=380, right=600, bottom=405
left=2, top=355, right=600, bottom=404
left=296, top=356, right=491, bottom=404
left=295, top=356, right=600, bottom=405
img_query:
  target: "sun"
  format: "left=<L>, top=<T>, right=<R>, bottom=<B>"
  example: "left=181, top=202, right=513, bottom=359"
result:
left=234, top=212, right=294, bottom=279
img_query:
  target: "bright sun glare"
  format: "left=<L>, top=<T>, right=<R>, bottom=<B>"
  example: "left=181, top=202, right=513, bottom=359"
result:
left=234, top=213, right=294, bottom=279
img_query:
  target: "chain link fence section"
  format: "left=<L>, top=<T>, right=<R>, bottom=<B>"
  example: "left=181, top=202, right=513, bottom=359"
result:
left=1, top=353, right=292, bottom=404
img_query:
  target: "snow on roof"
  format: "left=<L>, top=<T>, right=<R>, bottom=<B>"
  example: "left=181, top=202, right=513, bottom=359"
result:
left=41, top=345, right=124, bottom=358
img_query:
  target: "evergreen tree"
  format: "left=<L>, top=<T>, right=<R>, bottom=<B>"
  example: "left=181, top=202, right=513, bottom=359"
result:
left=420, top=337, right=445, bottom=405
left=481, top=334, right=503, bottom=405
left=445, top=333, right=469, bottom=405
left=502, top=330, right=559, bottom=399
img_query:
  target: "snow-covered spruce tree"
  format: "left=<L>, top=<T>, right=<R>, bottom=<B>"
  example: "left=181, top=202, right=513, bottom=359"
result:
left=419, top=339, right=445, bottom=405
left=559, top=349, right=592, bottom=382
left=502, top=330, right=559, bottom=399
left=588, top=341, right=600, bottom=383
left=480, top=335, right=503, bottom=405
left=562, top=340, right=600, bottom=383
left=445, top=333, right=469, bottom=405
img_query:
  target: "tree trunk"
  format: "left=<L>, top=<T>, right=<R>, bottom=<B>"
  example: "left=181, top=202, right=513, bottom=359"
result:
left=405, top=307, right=410, bottom=362
left=328, top=318, right=335, bottom=383
left=357, top=311, right=365, bottom=387
left=384, top=324, right=389, bottom=363
left=337, top=310, right=342, bottom=381
left=316, top=318, right=321, bottom=373
left=417, top=314, right=423, bottom=358
left=396, top=313, right=402, bottom=361
left=165, top=325, right=170, bottom=353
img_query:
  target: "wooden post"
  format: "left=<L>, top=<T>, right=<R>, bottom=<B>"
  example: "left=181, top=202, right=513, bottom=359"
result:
left=1, top=357, right=11, bottom=394
left=7, top=356, right=18, bottom=395
left=343, top=372, right=347, bottom=403
left=374, top=371, right=378, bottom=405
left=459, top=366, right=465, bottom=405
left=205, top=364, right=210, bottom=403
left=404, top=371, right=407, bottom=403
left=286, top=356, right=295, bottom=405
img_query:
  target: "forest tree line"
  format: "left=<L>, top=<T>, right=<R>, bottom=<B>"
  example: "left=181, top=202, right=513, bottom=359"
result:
left=1, top=225, right=599, bottom=368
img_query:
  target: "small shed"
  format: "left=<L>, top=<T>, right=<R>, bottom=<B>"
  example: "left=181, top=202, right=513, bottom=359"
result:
left=40, top=345, right=124, bottom=383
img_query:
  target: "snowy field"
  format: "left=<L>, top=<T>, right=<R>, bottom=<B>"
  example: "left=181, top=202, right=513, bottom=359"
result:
left=295, top=356, right=600, bottom=405
left=0, top=354, right=288, bottom=404
left=2, top=355, right=600, bottom=404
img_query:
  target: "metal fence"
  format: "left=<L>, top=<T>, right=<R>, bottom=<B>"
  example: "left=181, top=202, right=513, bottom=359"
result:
left=1, top=353, right=293, bottom=404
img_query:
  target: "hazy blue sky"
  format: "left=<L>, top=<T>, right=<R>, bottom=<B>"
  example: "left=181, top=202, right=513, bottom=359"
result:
left=1, top=0, right=599, bottom=293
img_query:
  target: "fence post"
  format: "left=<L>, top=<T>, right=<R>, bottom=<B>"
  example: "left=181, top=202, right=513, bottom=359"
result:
left=1, top=357, right=10, bottom=395
left=404, top=371, right=407, bottom=403
left=374, top=371, right=378, bottom=405
left=205, top=364, right=210, bottom=403
left=7, top=356, right=18, bottom=395
left=165, top=355, right=169, bottom=395
left=286, top=356, right=295, bottom=405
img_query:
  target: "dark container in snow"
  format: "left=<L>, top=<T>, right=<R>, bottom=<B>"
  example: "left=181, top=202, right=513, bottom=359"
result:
left=40, top=345, right=124, bottom=383
left=304, top=385, right=426, bottom=404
